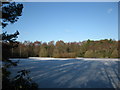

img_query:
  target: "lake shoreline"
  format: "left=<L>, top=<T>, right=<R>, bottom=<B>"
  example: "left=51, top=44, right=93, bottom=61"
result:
left=28, top=57, right=119, bottom=61
left=9, top=57, right=120, bottom=61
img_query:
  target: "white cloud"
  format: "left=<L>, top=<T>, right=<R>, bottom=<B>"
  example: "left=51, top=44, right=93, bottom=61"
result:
left=107, top=8, right=113, bottom=14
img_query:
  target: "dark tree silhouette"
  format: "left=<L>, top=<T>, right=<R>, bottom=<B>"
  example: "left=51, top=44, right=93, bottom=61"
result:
left=1, top=1, right=38, bottom=90
left=2, top=2, right=23, bottom=28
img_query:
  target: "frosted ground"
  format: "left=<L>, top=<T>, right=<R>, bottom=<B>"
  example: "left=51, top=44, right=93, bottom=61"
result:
left=9, top=58, right=120, bottom=88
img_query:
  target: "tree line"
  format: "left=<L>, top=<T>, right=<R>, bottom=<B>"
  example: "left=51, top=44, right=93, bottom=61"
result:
left=10, top=39, right=119, bottom=58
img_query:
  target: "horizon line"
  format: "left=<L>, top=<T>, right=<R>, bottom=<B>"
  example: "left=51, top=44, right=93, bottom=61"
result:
left=18, top=38, right=118, bottom=43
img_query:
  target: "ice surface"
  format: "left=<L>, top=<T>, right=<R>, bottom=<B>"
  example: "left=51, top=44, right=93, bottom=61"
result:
left=9, top=58, right=120, bottom=88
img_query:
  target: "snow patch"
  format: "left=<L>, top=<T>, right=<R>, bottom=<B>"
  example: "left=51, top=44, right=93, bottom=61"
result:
left=29, top=57, right=71, bottom=60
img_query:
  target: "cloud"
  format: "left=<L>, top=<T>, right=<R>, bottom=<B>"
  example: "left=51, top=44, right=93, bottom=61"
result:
left=107, top=8, right=113, bottom=14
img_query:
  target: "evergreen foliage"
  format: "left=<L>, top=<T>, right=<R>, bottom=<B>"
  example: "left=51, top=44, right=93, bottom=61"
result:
left=1, top=1, right=38, bottom=89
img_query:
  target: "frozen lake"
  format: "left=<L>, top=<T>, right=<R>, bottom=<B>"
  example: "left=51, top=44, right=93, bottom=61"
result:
left=9, top=58, right=120, bottom=88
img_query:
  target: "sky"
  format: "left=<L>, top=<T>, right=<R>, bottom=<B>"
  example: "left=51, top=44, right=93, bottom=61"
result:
left=3, top=2, right=118, bottom=43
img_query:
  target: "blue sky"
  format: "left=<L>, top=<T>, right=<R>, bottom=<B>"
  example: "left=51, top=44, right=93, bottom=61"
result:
left=4, top=2, right=118, bottom=42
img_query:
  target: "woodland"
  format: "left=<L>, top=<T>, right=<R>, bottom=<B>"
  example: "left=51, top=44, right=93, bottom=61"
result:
left=10, top=39, right=119, bottom=58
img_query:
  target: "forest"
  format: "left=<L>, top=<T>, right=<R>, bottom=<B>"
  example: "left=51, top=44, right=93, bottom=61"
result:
left=9, top=39, right=119, bottom=58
